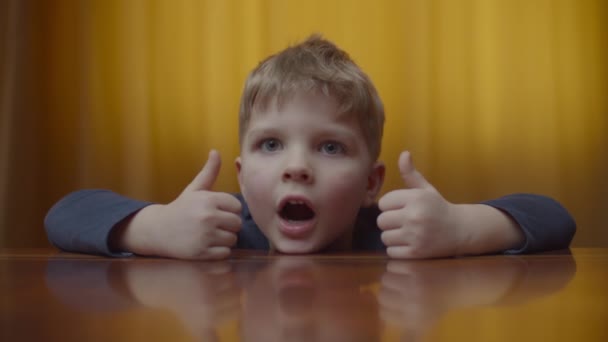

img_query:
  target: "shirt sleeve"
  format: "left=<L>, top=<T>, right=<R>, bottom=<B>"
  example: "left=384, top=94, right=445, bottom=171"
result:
left=44, top=190, right=153, bottom=257
left=481, top=193, right=576, bottom=254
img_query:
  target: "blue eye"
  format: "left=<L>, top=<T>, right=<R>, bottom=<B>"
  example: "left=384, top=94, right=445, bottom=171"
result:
left=260, top=138, right=282, bottom=152
left=320, top=142, right=345, bottom=155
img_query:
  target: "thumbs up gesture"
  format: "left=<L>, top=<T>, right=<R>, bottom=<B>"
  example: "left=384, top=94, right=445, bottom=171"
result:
left=377, top=151, right=464, bottom=259
left=115, top=150, right=243, bottom=260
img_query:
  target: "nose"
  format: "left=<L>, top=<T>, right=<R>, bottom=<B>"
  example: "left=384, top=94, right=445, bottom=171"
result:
left=282, top=152, right=313, bottom=184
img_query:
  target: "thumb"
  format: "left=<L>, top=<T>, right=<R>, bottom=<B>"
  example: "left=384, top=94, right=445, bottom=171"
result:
left=398, top=151, right=433, bottom=190
left=184, top=150, right=222, bottom=192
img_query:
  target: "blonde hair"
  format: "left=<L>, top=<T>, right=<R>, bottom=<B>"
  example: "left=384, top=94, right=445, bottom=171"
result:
left=238, top=35, right=385, bottom=159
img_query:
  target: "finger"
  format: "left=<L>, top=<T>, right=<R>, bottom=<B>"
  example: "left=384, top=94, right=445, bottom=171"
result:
left=210, top=229, right=238, bottom=247
left=398, top=151, right=434, bottom=190
left=377, top=210, right=404, bottom=231
left=377, top=189, right=408, bottom=211
left=379, top=187, right=435, bottom=211
left=184, top=150, right=222, bottom=193
left=210, top=193, right=243, bottom=214
left=213, top=211, right=242, bottom=233
left=387, top=245, right=419, bottom=259
left=381, top=228, right=410, bottom=247
left=196, top=246, right=231, bottom=260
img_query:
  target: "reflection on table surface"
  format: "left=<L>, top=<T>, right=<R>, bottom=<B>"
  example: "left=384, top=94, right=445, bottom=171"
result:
left=1, top=248, right=607, bottom=341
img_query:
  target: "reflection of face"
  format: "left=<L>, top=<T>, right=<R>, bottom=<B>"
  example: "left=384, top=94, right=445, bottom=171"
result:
left=242, top=257, right=381, bottom=342
left=237, top=92, right=383, bottom=254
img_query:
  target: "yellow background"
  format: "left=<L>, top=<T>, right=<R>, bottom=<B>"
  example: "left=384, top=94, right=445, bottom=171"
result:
left=1, top=0, right=606, bottom=248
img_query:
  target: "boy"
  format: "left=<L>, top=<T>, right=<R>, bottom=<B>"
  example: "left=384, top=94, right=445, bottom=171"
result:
left=45, top=35, right=576, bottom=260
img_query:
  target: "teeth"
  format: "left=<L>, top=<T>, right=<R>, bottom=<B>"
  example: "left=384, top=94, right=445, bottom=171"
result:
left=288, top=200, right=305, bottom=205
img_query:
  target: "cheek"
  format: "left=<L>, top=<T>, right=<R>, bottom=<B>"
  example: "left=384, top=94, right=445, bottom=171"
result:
left=239, top=164, right=275, bottom=203
left=321, top=167, right=369, bottom=203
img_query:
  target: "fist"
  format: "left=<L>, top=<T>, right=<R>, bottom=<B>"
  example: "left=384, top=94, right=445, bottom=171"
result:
left=126, top=150, right=243, bottom=260
left=377, top=151, right=464, bottom=259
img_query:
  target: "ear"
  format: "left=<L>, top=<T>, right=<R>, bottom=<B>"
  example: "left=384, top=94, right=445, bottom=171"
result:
left=362, top=161, right=385, bottom=207
left=235, top=156, right=245, bottom=194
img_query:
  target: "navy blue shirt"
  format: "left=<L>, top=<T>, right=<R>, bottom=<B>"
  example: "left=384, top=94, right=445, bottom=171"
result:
left=44, top=190, right=576, bottom=257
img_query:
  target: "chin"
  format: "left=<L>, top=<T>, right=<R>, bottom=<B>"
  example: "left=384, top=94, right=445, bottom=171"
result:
left=273, top=240, right=322, bottom=255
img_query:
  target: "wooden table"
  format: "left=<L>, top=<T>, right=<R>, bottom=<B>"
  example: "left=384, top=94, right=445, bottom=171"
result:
left=1, top=248, right=607, bottom=341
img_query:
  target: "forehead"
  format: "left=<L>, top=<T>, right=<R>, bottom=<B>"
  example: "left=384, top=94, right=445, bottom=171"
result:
left=263, top=91, right=337, bottom=113
left=247, top=92, right=360, bottom=129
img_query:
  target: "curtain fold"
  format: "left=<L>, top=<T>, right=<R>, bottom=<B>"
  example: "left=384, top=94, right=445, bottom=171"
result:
left=1, top=0, right=607, bottom=248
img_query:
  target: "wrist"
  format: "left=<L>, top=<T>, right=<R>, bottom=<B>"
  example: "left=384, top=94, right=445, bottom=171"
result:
left=449, top=203, right=475, bottom=256
left=111, top=204, right=164, bottom=256
left=452, top=203, right=525, bottom=256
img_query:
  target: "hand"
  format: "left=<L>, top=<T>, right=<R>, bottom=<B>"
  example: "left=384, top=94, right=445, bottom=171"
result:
left=117, top=150, right=242, bottom=260
left=377, top=151, right=464, bottom=258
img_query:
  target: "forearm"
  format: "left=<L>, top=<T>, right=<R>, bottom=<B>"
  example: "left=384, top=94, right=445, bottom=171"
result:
left=45, top=190, right=152, bottom=256
left=454, top=204, right=525, bottom=256
left=482, top=194, right=576, bottom=253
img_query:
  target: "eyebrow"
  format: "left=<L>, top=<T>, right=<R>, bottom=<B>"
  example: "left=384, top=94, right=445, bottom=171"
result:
left=246, top=125, right=360, bottom=146
left=245, top=127, right=283, bottom=139
left=315, top=127, right=359, bottom=142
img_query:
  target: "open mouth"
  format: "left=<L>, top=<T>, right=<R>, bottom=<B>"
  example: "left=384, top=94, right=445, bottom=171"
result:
left=279, top=200, right=316, bottom=222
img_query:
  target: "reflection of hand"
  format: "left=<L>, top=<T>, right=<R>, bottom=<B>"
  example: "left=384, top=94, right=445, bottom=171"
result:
left=114, top=150, right=242, bottom=260
left=124, top=260, right=240, bottom=341
left=379, top=254, right=576, bottom=340
left=379, top=258, right=527, bottom=338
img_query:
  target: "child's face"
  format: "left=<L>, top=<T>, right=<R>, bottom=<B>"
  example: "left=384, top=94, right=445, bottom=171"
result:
left=236, top=92, right=384, bottom=253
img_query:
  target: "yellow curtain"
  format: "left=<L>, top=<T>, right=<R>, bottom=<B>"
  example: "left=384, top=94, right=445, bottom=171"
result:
left=1, top=0, right=607, bottom=249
